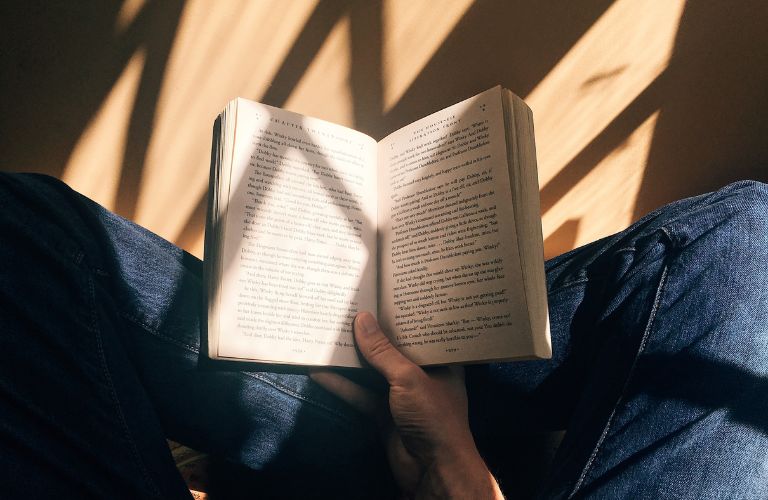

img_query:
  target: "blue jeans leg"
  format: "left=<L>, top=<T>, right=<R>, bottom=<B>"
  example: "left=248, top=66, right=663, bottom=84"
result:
left=0, top=173, right=390, bottom=499
left=1, top=172, right=766, bottom=499
left=0, top=173, right=189, bottom=498
left=467, top=180, right=768, bottom=498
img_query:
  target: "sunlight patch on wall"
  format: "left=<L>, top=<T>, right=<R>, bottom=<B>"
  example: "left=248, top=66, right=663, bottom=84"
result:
left=131, top=0, right=318, bottom=249
left=62, top=48, right=146, bottom=210
left=381, top=0, right=474, bottom=113
left=542, top=111, right=660, bottom=249
left=115, top=0, right=147, bottom=34
left=525, top=0, right=685, bottom=188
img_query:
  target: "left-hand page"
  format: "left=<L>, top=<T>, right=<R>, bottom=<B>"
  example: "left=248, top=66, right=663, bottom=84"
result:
left=216, top=99, right=377, bottom=367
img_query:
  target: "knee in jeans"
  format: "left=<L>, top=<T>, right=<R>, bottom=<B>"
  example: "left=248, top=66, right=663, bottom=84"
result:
left=718, top=179, right=768, bottom=218
left=705, top=181, right=767, bottom=354
left=667, top=180, right=768, bottom=348
left=722, top=178, right=768, bottom=196
left=709, top=179, right=768, bottom=254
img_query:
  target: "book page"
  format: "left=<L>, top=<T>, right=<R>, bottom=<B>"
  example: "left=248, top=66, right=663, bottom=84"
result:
left=218, top=100, right=377, bottom=367
left=377, top=87, right=533, bottom=365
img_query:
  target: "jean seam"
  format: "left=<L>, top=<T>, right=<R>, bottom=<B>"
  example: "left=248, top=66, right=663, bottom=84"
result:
left=86, top=273, right=162, bottom=498
left=567, top=261, right=670, bottom=498
left=119, top=311, right=356, bottom=425
left=241, top=372, right=357, bottom=425
left=548, top=277, right=591, bottom=295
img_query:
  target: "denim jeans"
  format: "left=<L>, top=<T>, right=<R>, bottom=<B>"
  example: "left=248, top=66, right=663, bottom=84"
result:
left=0, top=172, right=766, bottom=499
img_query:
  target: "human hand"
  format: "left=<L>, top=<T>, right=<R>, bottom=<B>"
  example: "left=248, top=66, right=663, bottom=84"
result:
left=311, top=312, right=503, bottom=499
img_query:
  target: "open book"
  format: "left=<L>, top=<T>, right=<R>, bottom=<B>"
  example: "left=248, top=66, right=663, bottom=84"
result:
left=204, top=86, right=550, bottom=368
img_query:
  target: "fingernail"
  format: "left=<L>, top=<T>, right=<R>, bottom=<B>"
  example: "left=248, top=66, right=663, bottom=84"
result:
left=357, top=312, right=379, bottom=334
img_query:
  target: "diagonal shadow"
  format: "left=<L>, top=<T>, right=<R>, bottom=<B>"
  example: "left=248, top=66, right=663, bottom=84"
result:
left=179, top=0, right=387, bottom=250
left=539, top=70, right=667, bottom=215
left=0, top=2, right=144, bottom=178
left=374, top=0, right=616, bottom=138
left=535, top=0, right=768, bottom=234
left=176, top=0, right=355, bottom=248
left=639, top=353, right=768, bottom=434
left=114, top=0, right=186, bottom=220
left=260, top=0, right=352, bottom=107
left=579, top=352, right=768, bottom=493
left=632, top=0, right=768, bottom=219
left=0, top=1, right=187, bottom=222
left=349, top=0, right=383, bottom=135
left=175, top=0, right=617, bottom=249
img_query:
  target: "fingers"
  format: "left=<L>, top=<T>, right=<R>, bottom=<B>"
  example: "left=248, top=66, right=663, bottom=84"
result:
left=354, top=312, right=421, bottom=386
left=309, top=370, right=379, bottom=415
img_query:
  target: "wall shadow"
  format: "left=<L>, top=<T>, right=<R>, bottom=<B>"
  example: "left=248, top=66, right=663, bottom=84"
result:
left=1, top=1, right=129, bottom=178
left=174, top=0, right=616, bottom=251
left=4, top=1, right=766, bottom=252
left=634, top=0, right=768, bottom=217
left=364, top=0, right=616, bottom=139
left=538, top=1, right=768, bottom=224
left=114, top=0, right=185, bottom=219
left=0, top=1, right=184, bottom=221
left=582, top=352, right=768, bottom=493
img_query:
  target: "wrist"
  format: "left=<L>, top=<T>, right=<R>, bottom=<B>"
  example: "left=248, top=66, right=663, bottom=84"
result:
left=420, top=447, right=504, bottom=500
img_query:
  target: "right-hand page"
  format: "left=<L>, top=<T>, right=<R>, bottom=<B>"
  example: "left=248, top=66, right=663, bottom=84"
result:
left=378, top=86, right=536, bottom=365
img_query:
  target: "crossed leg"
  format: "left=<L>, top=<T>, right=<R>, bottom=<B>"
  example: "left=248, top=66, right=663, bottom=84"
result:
left=0, top=173, right=765, bottom=498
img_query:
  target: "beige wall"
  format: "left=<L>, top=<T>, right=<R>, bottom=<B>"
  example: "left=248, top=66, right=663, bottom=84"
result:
left=2, top=0, right=767, bottom=259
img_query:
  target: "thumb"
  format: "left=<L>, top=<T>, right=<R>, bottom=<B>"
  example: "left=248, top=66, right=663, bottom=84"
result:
left=354, top=312, right=420, bottom=386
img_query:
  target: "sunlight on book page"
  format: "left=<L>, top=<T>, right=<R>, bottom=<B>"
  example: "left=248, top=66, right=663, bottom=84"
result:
left=217, top=102, right=377, bottom=367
